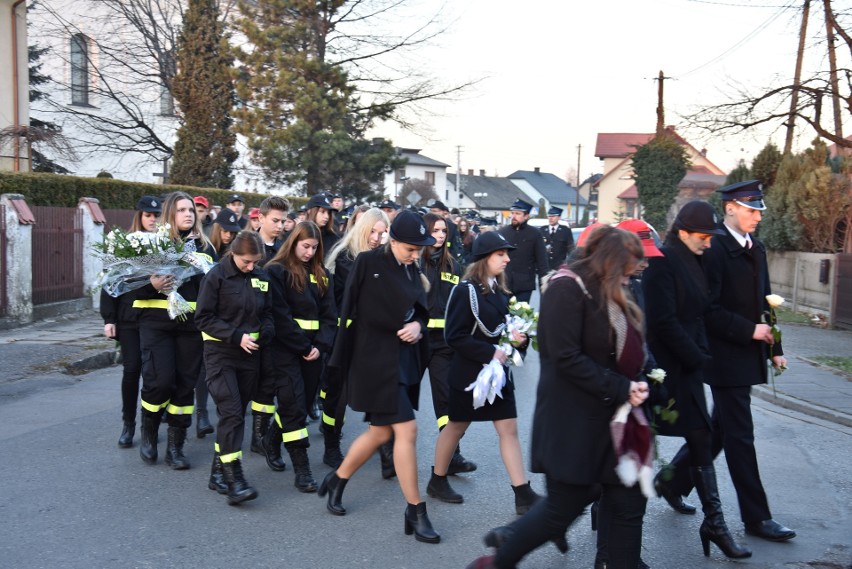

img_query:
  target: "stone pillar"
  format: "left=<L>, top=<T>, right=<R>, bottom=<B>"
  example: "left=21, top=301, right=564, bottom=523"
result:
left=78, top=198, right=106, bottom=311
left=1, top=193, right=35, bottom=324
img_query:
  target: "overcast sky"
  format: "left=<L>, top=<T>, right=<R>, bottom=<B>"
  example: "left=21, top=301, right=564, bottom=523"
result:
left=366, top=0, right=848, bottom=184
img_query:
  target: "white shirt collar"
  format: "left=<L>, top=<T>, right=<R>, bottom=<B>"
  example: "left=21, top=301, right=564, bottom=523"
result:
left=723, top=222, right=750, bottom=248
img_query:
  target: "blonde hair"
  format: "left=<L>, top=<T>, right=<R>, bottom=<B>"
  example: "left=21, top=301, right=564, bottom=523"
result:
left=325, top=208, right=389, bottom=272
left=462, top=255, right=509, bottom=296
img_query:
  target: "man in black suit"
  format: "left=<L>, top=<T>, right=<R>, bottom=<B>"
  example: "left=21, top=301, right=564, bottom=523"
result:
left=656, top=180, right=795, bottom=543
left=540, top=206, right=574, bottom=270
left=497, top=199, right=548, bottom=303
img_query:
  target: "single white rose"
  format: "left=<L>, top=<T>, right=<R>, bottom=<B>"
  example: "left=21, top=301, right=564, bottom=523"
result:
left=766, top=294, right=785, bottom=308
left=647, top=368, right=666, bottom=384
left=509, top=296, right=517, bottom=305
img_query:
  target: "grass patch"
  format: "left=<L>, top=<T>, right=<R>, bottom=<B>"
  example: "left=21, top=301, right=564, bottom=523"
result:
left=775, top=306, right=815, bottom=325
left=811, top=356, right=852, bottom=375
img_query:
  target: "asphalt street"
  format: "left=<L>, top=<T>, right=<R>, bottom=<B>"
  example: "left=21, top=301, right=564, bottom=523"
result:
left=1, top=342, right=850, bottom=569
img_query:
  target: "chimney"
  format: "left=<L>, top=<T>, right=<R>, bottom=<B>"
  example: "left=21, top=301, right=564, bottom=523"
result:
left=700, top=148, right=707, bottom=157
left=467, top=169, right=473, bottom=176
left=534, top=167, right=540, bottom=173
left=479, top=169, right=486, bottom=176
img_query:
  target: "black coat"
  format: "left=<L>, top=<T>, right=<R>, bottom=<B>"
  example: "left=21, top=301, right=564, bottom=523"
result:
left=540, top=224, right=574, bottom=270
left=643, top=234, right=713, bottom=435
left=703, top=226, right=782, bottom=387
left=530, top=268, right=633, bottom=485
left=328, top=246, right=430, bottom=414
left=498, top=222, right=549, bottom=294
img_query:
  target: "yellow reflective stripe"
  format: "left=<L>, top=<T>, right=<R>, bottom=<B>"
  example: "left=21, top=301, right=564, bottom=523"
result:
left=133, top=299, right=197, bottom=310
left=309, top=274, right=329, bottom=286
left=294, top=319, right=319, bottom=330
left=437, top=415, right=449, bottom=429
left=251, top=278, right=268, bottom=292
left=251, top=402, right=275, bottom=414
left=427, top=318, right=445, bottom=329
left=440, top=272, right=459, bottom=284
left=335, top=318, right=353, bottom=328
left=202, top=331, right=259, bottom=342
left=220, top=450, right=242, bottom=463
left=282, top=427, right=309, bottom=443
left=322, top=412, right=336, bottom=427
left=214, top=442, right=220, bottom=453
left=141, top=398, right=169, bottom=413
left=273, top=412, right=282, bottom=428
left=319, top=390, right=327, bottom=400
left=445, top=241, right=451, bottom=248
left=166, top=403, right=194, bottom=416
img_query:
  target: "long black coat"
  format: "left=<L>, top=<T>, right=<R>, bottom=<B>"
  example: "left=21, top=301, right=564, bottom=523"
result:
left=540, top=224, right=574, bottom=270
left=643, top=234, right=713, bottom=436
left=702, top=226, right=782, bottom=387
left=328, top=246, right=430, bottom=414
left=498, top=222, right=549, bottom=295
left=530, top=268, right=633, bottom=485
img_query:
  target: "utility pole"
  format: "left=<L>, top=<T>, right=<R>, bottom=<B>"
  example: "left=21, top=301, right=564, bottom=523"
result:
left=575, top=144, right=581, bottom=226
left=654, top=70, right=671, bottom=137
left=785, top=0, right=810, bottom=155
left=823, top=0, right=843, bottom=146
left=456, top=145, right=463, bottom=208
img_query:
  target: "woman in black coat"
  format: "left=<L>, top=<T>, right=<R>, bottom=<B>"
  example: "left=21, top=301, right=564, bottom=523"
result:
left=320, top=210, right=441, bottom=544
left=468, top=226, right=651, bottom=569
left=643, top=201, right=751, bottom=559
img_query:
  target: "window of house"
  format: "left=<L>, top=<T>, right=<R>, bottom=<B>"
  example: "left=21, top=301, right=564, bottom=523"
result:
left=425, top=171, right=435, bottom=186
left=160, top=51, right=176, bottom=116
left=70, top=33, right=90, bottom=106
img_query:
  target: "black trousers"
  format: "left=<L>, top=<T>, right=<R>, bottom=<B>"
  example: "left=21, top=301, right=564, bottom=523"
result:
left=139, top=326, right=201, bottom=429
left=268, top=346, right=311, bottom=448
left=250, top=348, right=277, bottom=416
left=204, top=343, right=258, bottom=459
left=664, top=385, right=771, bottom=523
left=116, top=325, right=142, bottom=423
left=426, top=337, right=452, bottom=429
left=494, top=477, right=646, bottom=569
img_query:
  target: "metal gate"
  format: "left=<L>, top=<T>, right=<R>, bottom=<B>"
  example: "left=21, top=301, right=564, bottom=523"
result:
left=0, top=204, right=6, bottom=317
left=833, top=253, right=852, bottom=330
left=31, top=206, right=84, bottom=305
left=102, top=208, right=135, bottom=232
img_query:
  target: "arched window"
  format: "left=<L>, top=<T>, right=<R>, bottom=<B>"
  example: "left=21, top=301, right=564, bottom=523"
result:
left=70, top=33, right=90, bottom=106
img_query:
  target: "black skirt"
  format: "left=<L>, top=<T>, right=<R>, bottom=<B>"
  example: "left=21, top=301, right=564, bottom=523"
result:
left=448, top=373, right=517, bottom=422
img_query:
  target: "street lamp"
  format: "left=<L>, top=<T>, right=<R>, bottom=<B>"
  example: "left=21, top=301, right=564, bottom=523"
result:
left=395, top=176, right=410, bottom=202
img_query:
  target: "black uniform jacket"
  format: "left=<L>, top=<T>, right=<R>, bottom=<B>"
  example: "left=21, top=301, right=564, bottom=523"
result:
left=444, top=279, right=517, bottom=391
left=328, top=246, right=430, bottom=414
left=540, top=224, right=574, bottom=270
left=332, top=251, right=355, bottom=316
left=530, top=268, right=632, bottom=485
left=643, top=234, right=713, bottom=435
left=100, top=288, right=138, bottom=335
left=265, top=262, right=337, bottom=356
left=423, top=254, right=461, bottom=343
left=258, top=238, right=282, bottom=268
left=702, top=225, right=782, bottom=387
left=498, top=221, right=549, bottom=294
left=195, top=255, right=274, bottom=347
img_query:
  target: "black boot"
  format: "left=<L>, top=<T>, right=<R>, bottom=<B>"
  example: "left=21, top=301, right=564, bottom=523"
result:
left=426, top=467, right=464, bottom=503
left=139, top=415, right=160, bottom=464
left=221, top=458, right=258, bottom=505
left=196, top=409, right=214, bottom=439
left=379, top=440, right=396, bottom=479
left=287, top=445, right=318, bottom=493
left=118, top=420, right=135, bottom=448
left=512, top=481, right=540, bottom=515
left=447, top=443, right=477, bottom=475
left=250, top=412, right=270, bottom=454
left=692, top=466, right=752, bottom=559
left=164, top=426, right=190, bottom=470
left=655, top=471, right=697, bottom=514
left=486, top=524, right=569, bottom=555
left=262, top=418, right=286, bottom=472
left=318, top=471, right=348, bottom=515
left=208, top=454, right=228, bottom=494
left=404, top=502, right=441, bottom=544
left=322, top=424, right=344, bottom=468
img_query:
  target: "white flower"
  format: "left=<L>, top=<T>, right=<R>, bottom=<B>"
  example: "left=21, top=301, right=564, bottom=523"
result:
left=766, top=294, right=785, bottom=308
left=509, top=296, right=517, bottom=305
left=647, top=368, right=666, bottom=384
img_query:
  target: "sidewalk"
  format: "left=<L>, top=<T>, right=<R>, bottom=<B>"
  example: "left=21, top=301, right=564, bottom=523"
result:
left=1, top=311, right=850, bottom=427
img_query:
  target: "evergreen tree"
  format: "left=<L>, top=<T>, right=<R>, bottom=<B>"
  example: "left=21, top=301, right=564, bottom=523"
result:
left=28, top=30, right=70, bottom=173
left=750, top=142, right=782, bottom=188
left=725, top=159, right=751, bottom=185
left=631, top=134, right=690, bottom=233
left=170, top=0, right=237, bottom=189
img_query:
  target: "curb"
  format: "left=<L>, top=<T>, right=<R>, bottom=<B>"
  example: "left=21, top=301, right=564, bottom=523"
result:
left=752, top=384, right=852, bottom=429
left=65, top=349, right=120, bottom=375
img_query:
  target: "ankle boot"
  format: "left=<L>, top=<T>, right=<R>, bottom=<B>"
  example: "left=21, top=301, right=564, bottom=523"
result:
left=654, top=471, right=697, bottom=514
left=139, top=415, right=160, bottom=464
left=322, top=424, right=344, bottom=468
left=379, top=440, right=396, bottom=479
left=196, top=409, right=214, bottom=438
left=512, top=481, right=540, bottom=515
left=691, top=466, right=752, bottom=559
left=318, top=471, right=348, bottom=515
left=427, top=467, right=464, bottom=503
left=262, top=418, right=286, bottom=471
left=287, top=445, right=318, bottom=493
left=221, top=458, right=258, bottom=505
left=404, top=502, right=441, bottom=544
left=208, top=454, right=228, bottom=494
left=118, top=420, right=135, bottom=448
left=447, top=443, right=477, bottom=475
left=164, top=426, right=190, bottom=470
left=250, top=412, right=270, bottom=454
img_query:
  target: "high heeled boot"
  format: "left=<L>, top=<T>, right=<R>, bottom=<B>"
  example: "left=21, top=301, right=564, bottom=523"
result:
left=221, top=458, right=258, bottom=505
left=654, top=470, right=697, bottom=514
left=196, top=408, right=214, bottom=438
left=321, top=423, right=344, bottom=468
left=404, top=502, right=441, bottom=544
left=691, top=466, right=752, bottom=559
left=379, top=440, right=396, bottom=479
left=426, top=467, right=464, bottom=503
left=250, top=412, right=270, bottom=454
left=262, top=418, right=286, bottom=472
left=139, top=414, right=160, bottom=464
left=286, top=445, right=318, bottom=493
left=208, top=454, right=228, bottom=494
left=164, top=426, right=190, bottom=470
left=318, top=471, right=348, bottom=515
left=118, top=420, right=135, bottom=448
left=512, top=481, right=540, bottom=515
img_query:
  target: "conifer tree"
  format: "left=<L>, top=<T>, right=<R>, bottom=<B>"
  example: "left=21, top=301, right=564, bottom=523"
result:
left=631, top=134, right=690, bottom=232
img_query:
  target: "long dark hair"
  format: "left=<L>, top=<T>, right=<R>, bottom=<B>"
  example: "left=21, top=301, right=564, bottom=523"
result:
left=224, top=230, right=263, bottom=259
left=268, top=221, right=328, bottom=296
left=421, top=213, right=454, bottom=274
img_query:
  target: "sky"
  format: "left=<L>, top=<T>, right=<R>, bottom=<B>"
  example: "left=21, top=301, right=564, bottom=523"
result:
left=366, top=0, right=848, bottom=185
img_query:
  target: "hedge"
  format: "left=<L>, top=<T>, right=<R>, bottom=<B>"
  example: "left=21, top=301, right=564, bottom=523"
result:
left=0, top=171, right=307, bottom=210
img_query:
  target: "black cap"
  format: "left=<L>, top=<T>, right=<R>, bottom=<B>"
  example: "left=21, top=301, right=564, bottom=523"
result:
left=472, top=231, right=515, bottom=261
left=378, top=199, right=400, bottom=211
left=674, top=201, right=726, bottom=235
left=479, top=216, right=497, bottom=226
left=464, top=210, right=481, bottom=220
left=429, top=199, right=449, bottom=212
left=226, top=193, right=244, bottom=204
left=306, top=193, right=337, bottom=212
left=286, top=211, right=299, bottom=221
left=329, top=192, right=342, bottom=200
left=136, top=195, right=162, bottom=214
left=509, top=199, right=533, bottom=213
left=388, top=210, right=436, bottom=246
left=547, top=206, right=563, bottom=217
left=716, top=180, right=766, bottom=211
left=214, top=209, right=242, bottom=233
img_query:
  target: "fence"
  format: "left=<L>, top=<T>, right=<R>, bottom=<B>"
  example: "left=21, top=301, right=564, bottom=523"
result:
left=0, top=204, right=6, bottom=317
left=30, top=206, right=83, bottom=305
left=833, top=253, right=852, bottom=330
left=102, top=208, right=135, bottom=232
